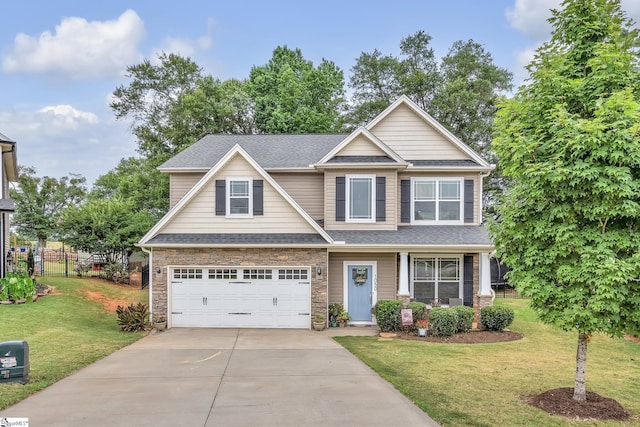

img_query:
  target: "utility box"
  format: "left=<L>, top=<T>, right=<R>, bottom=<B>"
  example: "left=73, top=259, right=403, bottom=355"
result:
left=0, top=340, right=29, bottom=384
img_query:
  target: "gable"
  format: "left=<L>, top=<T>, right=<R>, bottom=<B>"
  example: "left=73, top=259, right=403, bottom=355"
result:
left=368, top=102, right=472, bottom=161
left=160, top=154, right=319, bottom=235
left=335, top=134, right=388, bottom=157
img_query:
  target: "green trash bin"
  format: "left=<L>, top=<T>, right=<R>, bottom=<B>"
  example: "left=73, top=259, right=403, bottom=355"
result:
left=0, top=340, right=29, bottom=384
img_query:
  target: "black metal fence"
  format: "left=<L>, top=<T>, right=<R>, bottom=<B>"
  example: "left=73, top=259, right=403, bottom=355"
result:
left=8, top=248, right=149, bottom=288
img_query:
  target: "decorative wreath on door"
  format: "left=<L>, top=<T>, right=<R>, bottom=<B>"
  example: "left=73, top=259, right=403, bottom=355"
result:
left=352, top=268, right=368, bottom=286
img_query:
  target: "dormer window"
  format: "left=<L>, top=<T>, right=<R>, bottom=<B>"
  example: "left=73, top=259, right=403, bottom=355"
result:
left=346, top=174, right=375, bottom=222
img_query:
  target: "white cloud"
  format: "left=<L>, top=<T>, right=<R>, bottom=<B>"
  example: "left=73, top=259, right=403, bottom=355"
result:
left=150, top=18, right=214, bottom=63
left=2, top=10, right=145, bottom=80
left=506, top=0, right=558, bottom=42
left=0, top=106, right=136, bottom=185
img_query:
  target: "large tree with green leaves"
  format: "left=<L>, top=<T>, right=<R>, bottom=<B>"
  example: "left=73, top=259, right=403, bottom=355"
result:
left=249, top=46, right=346, bottom=133
left=10, top=166, right=87, bottom=248
left=491, top=0, right=640, bottom=402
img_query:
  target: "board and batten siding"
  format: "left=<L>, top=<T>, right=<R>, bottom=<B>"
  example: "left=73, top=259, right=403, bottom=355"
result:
left=398, top=172, right=480, bottom=225
left=369, top=103, right=471, bottom=161
left=335, top=134, right=387, bottom=156
left=169, top=172, right=206, bottom=208
left=328, top=252, right=397, bottom=305
left=324, top=169, right=396, bottom=230
left=270, top=172, right=324, bottom=221
left=162, top=155, right=317, bottom=234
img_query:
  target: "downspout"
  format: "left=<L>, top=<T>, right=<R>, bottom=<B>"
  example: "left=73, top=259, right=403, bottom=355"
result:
left=140, top=246, right=153, bottom=319
left=479, top=171, right=491, bottom=224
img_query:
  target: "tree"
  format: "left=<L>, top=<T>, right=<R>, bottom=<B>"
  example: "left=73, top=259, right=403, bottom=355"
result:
left=59, top=197, right=153, bottom=264
left=249, top=46, right=346, bottom=133
left=491, top=0, right=640, bottom=402
left=10, top=166, right=87, bottom=248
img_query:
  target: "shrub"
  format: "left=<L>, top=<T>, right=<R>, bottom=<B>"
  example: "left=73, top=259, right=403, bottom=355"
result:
left=408, top=301, right=427, bottom=323
left=103, top=263, right=129, bottom=283
left=116, top=303, right=149, bottom=332
left=480, top=305, right=515, bottom=331
left=452, top=305, right=475, bottom=333
left=372, top=300, right=403, bottom=332
left=429, top=307, right=458, bottom=337
left=0, top=272, right=37, bottom=302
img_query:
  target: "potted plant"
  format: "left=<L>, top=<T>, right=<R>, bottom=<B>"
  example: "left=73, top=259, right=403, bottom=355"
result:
left=337, top=310, right=350, bottom=327
left=152, top=315, right=167, bottom=331
left=328, top=303, right=343, bottom=327
left=415, top=319, right=429, bottom=337
left=312, top=314, right=326, bottom=331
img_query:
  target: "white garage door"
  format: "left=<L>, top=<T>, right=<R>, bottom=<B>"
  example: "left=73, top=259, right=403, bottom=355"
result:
left=170, top=267, right=311, bottom=328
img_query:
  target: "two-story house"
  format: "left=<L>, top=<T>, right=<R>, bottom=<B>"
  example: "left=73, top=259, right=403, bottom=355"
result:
left=138, top=96, right=495, bottom=328
left=0, top=132, right=18, bottom=278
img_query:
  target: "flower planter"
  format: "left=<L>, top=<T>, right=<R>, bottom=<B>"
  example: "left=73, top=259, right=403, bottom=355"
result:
left=313, top=321, right=326, bottom=331
left=418, top=328, right=427, bottom=337
left=153, top=321, right=167, bottom=331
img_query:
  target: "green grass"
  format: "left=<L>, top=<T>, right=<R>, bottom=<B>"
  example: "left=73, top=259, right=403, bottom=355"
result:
left=0, top=277, right=148, bottom=409
left=335, top=299, right=640, bottom=427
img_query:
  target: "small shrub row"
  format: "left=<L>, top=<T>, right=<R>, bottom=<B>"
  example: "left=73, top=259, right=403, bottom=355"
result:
left=372, top=300, right=403, bottom=332
left=116, top=302, right=149, bottom=332
left=427, top=306, right=474, bottom=337
left=480, top=306, right=514, bottom=331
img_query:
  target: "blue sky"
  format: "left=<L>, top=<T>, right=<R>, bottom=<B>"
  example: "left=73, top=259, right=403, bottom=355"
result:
left=1, top=0, right=638, bottom=186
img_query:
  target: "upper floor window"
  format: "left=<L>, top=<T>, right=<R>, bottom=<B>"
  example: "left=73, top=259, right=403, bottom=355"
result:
left=346, top=174, right=375, bottom=222
left=227, top=178, right=252, bottom=216
left=412, top=178, right=462, bottom=224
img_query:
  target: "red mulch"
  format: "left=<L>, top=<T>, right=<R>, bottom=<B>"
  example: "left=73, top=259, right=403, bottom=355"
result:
left=524, top=387, right=630, bottom=421
left=395, top=329, right=523, bottom=343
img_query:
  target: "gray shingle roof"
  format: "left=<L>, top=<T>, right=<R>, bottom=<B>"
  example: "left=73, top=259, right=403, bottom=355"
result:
left=327, top=225, right=492, bottom=246
left=0, top=199, right=15, bottom=212
left=160, top=134, right=347, bottom=170
left=146, top=233, right=329, bottom=245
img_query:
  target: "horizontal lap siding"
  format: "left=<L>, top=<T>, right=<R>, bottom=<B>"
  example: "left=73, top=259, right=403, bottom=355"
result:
left=270, top=173, right=324, bottom=221
left=170, top=173, right=205, bottom=207
left=328, top=253, right=397, bottom=305
left=369, top=103, right=470, bottom=160
left=163, top=155, right=317, bottom=234
left=336, top=135, right=387, bottom=156
left=324, top=169, right=396, bottom=230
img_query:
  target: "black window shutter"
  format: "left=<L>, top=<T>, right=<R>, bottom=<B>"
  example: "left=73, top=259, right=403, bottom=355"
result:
left=215, top=180, right=226, bottom=216
left=253, top=180, right=263, bottom=215
left=400, top=179, right=411, bottom=223
left=376, top=176, right=386, bottom=222
left=463, top=255, right=474, bottom=307
left=335, top=176, right=345, bottom=222
left=464, top=179, right=474, bottom=223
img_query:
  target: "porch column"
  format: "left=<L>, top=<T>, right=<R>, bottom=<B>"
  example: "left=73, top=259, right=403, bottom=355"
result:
left=479, top=252, right=492, bottom=296
left=398, top=252, right=410, bottom=297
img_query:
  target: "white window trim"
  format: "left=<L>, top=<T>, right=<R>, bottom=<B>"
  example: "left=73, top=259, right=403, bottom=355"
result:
left=409, top=254, right=463, bottom=303
left=345, top=174, right=376, bottom=223
left=410, top=177, right=463, bottom=225
left=226, top=177, right=253, bottom=218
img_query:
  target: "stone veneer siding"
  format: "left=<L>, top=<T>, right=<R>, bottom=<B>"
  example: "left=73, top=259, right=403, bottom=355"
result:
left=151, top=247, right=328, bottom=327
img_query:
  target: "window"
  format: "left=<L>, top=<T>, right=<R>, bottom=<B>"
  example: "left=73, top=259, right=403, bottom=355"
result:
left=173, top=268, right=203, bottom=279
left=411, top=256, right=461, bottom=304
left=346, top=174, right=375, bottom=222
left=227, top=178, right=252, bottom=216
left=209, top=268, right=238, bottom=280
left=278, top=269, right=309, bottom=280
left=244, top=269, right=272, bottom=280
left=412, top=178, right=462, bottom=223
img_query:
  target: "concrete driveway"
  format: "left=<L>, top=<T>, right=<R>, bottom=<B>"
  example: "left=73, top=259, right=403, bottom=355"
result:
left=0, top=328, right=439, bottom=426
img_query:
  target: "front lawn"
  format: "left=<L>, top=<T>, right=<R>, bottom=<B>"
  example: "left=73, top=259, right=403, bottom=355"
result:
left=335, top=299, right=640, bottom=426
left=0, top=277, right=148, bottom=410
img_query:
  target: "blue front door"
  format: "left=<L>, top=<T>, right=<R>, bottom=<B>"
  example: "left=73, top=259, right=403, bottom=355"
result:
left=347, top=264, right=373, bottom=321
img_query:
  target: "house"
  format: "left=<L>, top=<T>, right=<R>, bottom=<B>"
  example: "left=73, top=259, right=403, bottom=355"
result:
left=138, top=96, right=495, bottom=328
left=0, top=132, right=18, bottom=278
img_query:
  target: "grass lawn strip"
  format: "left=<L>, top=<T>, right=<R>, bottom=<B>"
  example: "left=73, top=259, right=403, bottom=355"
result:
left=0, top=277, right=148, bottom=410
left=335, top=299, right=640, bottom=427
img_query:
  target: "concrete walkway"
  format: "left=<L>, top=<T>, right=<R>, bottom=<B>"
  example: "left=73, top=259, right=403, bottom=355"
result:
left=0, top=328, right=439, bottom=426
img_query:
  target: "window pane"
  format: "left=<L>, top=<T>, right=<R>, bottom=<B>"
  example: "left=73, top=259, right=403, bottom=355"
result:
left=349, top=177, right=372, bottom=219
left=439, top=181, right=459, bottom=200
left=230, top=198, right=249, bottom=214
left=414, top=258, right=435, bottom=280
left=439, top=201, right=460, bottom=220
left=414, top=181, right=435, bottom=200
left=414, top=201, right=435, bottom=220
left=414, top=281, right=435, bottom=304
left=438, top=282, right=459, bottom=304
left=439, top=258, right=459, bottom=280
left=230, top=181, right=249, bottom=196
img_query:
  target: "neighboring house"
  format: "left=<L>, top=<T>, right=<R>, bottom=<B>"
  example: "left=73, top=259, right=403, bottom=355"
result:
left=0, top=132, right=18, bottom=278
left=138, top=96, right=495, bottom=328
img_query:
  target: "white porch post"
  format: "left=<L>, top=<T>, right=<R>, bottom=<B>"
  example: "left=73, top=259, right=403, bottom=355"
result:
left=398, top=252, right=410, bottom=296
left=479, top=252, right=492, bottom=296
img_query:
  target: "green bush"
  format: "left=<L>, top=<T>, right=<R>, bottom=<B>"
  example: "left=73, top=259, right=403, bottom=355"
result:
left=116, top=302, right=149, bottom=332
left=372, top=300, right=403, bottom=332
left=452, top=305, right=475, bottom=333
left=480, top=305, right=515, bottom=331
left=429, top=307, right=458, bottom=337
left=408, top=301, right=427, bottom=323
left=0, top=273, right=37, bottom=302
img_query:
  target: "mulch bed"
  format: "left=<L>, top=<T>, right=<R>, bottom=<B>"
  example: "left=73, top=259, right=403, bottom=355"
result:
left=395, top=329, right=523, bottom=344
left=524, top=387, right=630, bottom=421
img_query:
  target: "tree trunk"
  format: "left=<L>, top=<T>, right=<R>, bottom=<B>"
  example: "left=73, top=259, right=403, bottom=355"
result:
left=573, top=332, right=588, bottom=401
